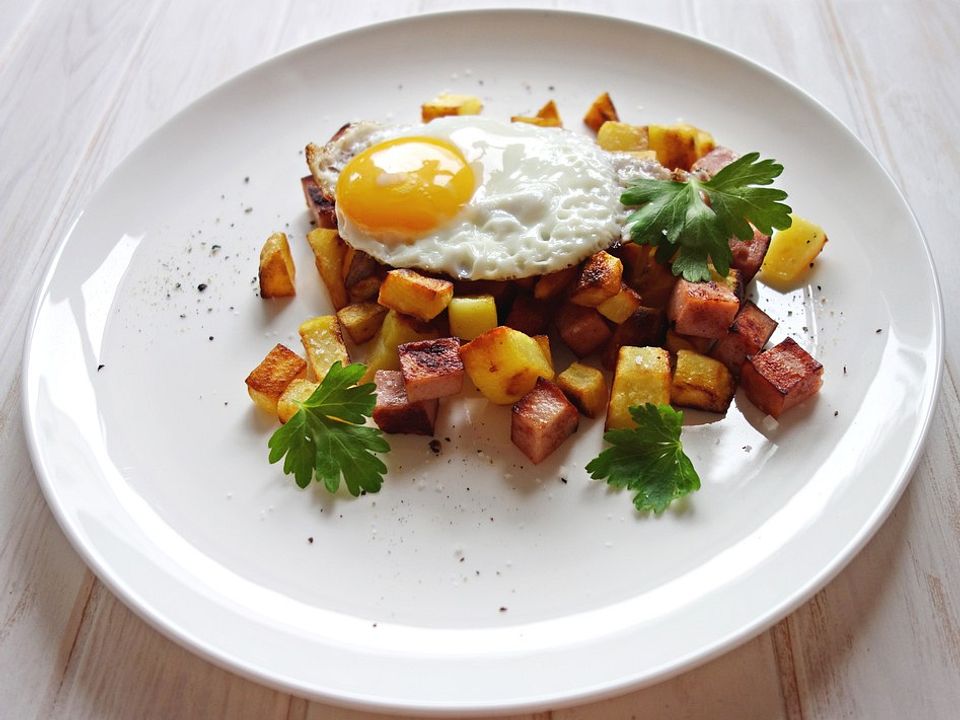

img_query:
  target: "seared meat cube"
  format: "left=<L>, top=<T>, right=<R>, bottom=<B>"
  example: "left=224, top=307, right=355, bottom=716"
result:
left=556, top=302, right=612, bottom=358
left=398, top=338, right=464, bottom=402
left=342, top=247, right=382, bottom=303
left=690, top=146, right=738, bottom=178
left=372, top=370, right=438, bottom=435
left=728, top=227, right=771, bottom=284
left=620, top=244, right=677, bottom=309
left=740, top=337, right=823, bottom=418
left=511, top=378, right=579, bottom=464
left=601, top=305, right=666, bottom=369
left=670, top=350, right=736, bottom=413
left=570, top=251, right=623, bottom=307
left=300, top=175, right=336, bottom=228
left=667, top=279, right=740, bottom=339
left=505, top=293, right=550, bottom=336
left=710, top=301, right=778, bottom=375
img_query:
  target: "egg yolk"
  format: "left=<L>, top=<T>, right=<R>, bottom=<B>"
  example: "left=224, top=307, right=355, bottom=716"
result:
left=336, top=137, right=475, bottom=240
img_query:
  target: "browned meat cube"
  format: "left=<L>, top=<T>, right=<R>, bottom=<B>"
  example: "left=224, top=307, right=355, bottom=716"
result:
left=710, top=301, right=778, bottom=375
left=601, top=306, right=666, bottom=369
left=534, top=266, right=579, bottom=300
left=505, top=293, right=550, bottom=336
left=728, top=227, right=771, bottom=284
left=665, top=329, right=715, bottom=355
left=740, top=337, right=823, bottom=418
left=372, top=370, right=438, bottom=435
left=556, top=302, right=612, bottom=358
left=300, top=175, right=336, bottom=228
left=511, top=378, right=580, bottom=464
left=342, top=247, right=382, bottom=303
left=398, top=338, right=464, bottom=402
left=667, top=279, right=740, bottom=339
left=690, top=146, right=738, bottom=178
left=620, top=244, right=677, bottom=309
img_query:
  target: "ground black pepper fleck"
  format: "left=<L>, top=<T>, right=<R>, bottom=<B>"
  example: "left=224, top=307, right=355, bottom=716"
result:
left=197, top=283, right=207, bottom=292
left=560, top=477, right=567, bottom=484
left=307, top=537, right=314, bottom=544
left=498, top=606, right=507, bottom=613
left=428, top=439, right=442, bottom=455
left=209, top=336, right=214, bottom=341
left=876, top=328, right=882, bottom=334
left=834, top=410, right=839, bottom=417
left=97, top=364, right=105, bottom=371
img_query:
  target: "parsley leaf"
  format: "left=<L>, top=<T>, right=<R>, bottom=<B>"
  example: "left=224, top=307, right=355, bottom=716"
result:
left=622, top=152, right=792, bottom=282
left=267, top=362, right=389, bottom=496
left=585, top=404, right=700, bottom=514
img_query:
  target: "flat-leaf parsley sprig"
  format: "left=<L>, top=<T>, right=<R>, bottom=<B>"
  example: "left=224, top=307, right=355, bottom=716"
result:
left=622, top=152, right=793, bottom=282
left=268, top=361, right=389, bottom=496
left=585, top=404, right=700, bottom=514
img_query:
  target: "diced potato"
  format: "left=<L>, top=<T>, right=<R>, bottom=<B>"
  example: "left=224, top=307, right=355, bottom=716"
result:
left=336, top=302, right=388, bottom=345
left=606, top=346, right=671, bottom=430
left=305, top=228, right=348, bottom=310
left=583, top=92, right=619, bottom=132
left=601, top=306, right=666, bottom=369
left=341, top=246, right=382, bottom=303
left=378, top=268, right=453, bottom=321
left=258, top=232, right=296, bottom=298
left=537, top=100, right=561, bottom=122
left=647, top=123, right=715, bottom=170
left=362, top=310, right=440, bottom=382
left=245, top=344, right=307, bottom=415
left=533, top=334, right=553, bottom=373
left=570, top=251, right=623, bottom=307
left=533, top=266, right=578, bottom=300
left=741, top=337, right=823, bottom=417
left=664, top=329, right=714, bottom=356
left=460, top=326, right=555, bottom=405
left=448, top=295, right=498, bottom=340
left=597, top=285, right=642, bottom=323
left=512, top=100, right=563, bottom=127
left=596, top=121, right=648, bottom=152
left=299, top=316, right=350, bottom=381
left=556, top=362, right=608, bottom=418
left=759, top=215, right=828, bottom=288
left=511, top=379, right=579, bottom=464
left=670, top=350, right=735, bottom=413
left=277, top=378, right=319, bottom=424
left=421, top=92, right=483, bottom=122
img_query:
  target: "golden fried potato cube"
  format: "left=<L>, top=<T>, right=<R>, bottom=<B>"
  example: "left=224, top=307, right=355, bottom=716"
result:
left=277, top=378, right=319, bottom=424
left=570, top=251, right=623, bottom=307
left=512, top=101, right=563, bottom=128
left=605, top=346, right=671, bottom=430
left=460, top=326, right=555, bottom=405
left=758, top=215, right=828, bottom=288
left=556, top=362, right=608, bottom=418
left=362, top=310, right=440, bottom=382
left=647, top=123, right=716, bottom=170
left=421, top=92, right=484, bottom=122
left=258, top=232, right=296, bottom=298
left=665, top=329, right=715, bottom=356
left=533, top=334, right=553, bottom=373
left=305, top=228, right=348, bottom=310
left=596, top=121, right=649, bottom=152
left=583, top=92, right=619, bottom=132
left=378, top=268, right=453, bottom=321
left=299, top=315, right=350, bottom=381
left=597, top=285, right=642, bottom=324
left=533, top=266, right=579, bottom=300
left=245, top=344, right=307, bottom=415
left=670, top=349, right=735, bottom=414
left=336, top=302, right=388, bottom=345
left=448, top=295, right=498, bottom=340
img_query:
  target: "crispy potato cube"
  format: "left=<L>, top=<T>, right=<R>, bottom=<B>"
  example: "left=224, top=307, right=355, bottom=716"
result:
left=597, top=285, right=642, bottom=323
left=710, top=301, right=778, bottom=375
left=537, top=100, right=561, bottom=122
left=668, top=279, right=740, bottom=339
left=621, top=244, right=677, bottom=309
left=556, top=302, right=612, bottom=358
left=336, top=302, right=388, bottom=345
left=448, top=295, right=498, bottom=341
left=258, top=232, right=296, bottom=298
left=511, top=378, right=579, bottom=464
left=671, top=350, right=735, bottom=413
left=533, top=334, right=553, bottom=373
left=305, top=228, right=348, bottom=310
left=665, top=329, right=715, bottom=356
left=398, top=337, right=464, bottom=402
left=583, top=92, right=619, bottom=132
left=421, top=92, right=483, bottom=122
left=601, top=306, right=666, bottom=369
left=300, top=175, right=336, bottom=228
left=245, top=344, right=307, bottom=415
left=299, top=316, right=350, bottom=381
left=570, top=251, right=623, bottom=307
left=759, top=215, right=828, bottom=288
left=690, top=146, right=738, bottom=178
left=277, top=378, right=319, bottom=424
left=511, top=100, right=563, bottom=128
left=596, top=121, right=649, bottom=152
left=533, top=266, right=578, bottom=300
left=372, top=370, right=438, bottom=435
left=505, top=293, right=549, bottom=336
left=556, top=362, right=608, bottom=418
left=452, top=280, right=515, bottom=311
left=362, top=310, right=440, bottom=382
left=378, top=268, right=453, bottom=321
left=647, top=123, right=716, bottom=170
left=606, top=347, right=672, bottom=430
left=740, top=337, right=823, bottom=418
left=460, top=326, right=555, bottom=405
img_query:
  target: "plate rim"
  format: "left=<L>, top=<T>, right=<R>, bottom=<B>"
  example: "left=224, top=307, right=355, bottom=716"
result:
left=21, top=7, right=945, bottom=715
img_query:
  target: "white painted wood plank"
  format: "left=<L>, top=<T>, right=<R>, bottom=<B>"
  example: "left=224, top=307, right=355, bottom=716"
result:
left=0, top=0, right=42, bottom=58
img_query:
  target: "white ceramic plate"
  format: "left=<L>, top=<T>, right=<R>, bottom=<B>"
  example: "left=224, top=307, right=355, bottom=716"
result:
left=23, top=10, right=942, bottom=716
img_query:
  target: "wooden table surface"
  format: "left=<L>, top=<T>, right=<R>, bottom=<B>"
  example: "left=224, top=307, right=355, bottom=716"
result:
left=2, top=1, right=958, bottom=717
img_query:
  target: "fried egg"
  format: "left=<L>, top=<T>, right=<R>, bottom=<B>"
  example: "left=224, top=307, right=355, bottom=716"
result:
left=307, top=116, right=668, bottom=280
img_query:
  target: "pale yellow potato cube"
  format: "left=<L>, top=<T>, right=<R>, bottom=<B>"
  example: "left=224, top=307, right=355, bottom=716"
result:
left=597, top=285, right=642, bottom=324
left=245, top=344, right=307, bottom=415
left=421, top=93, right=483, bottom=122
left=299, top=316, right=350, bottom=381
left=378, top=269, right=453, bottom=321
left=336, top=302, right=388, bottom=345
left=556, top=362, right=608, bottom=418
left=305, top=228, right=348, bottom=310
left=448, top=295, right=498, bottom=340
left=259, top=232, right=296, bottom=298
left=670, top=350, right=735, bottom=413
left=759, top=215, right=828, bottom=288
left=460, top=326, right=555, bottom=405
left=605, top=346, right=671, bottom=429
left=596, top=121, right=649, bottom=152
left=277, top=378, right=319, bottom=424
